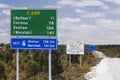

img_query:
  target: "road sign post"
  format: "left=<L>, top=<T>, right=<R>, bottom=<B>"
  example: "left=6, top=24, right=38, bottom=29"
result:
left=11, top=9, right=57, bottom=80
left=67, top=41, right=84, bottom=67
left=49, top=50, right=52, bottom=80
left=80, top=55, right=82, bottom=67
left=69, top=54, right=71, bottom=67
left=16, top=49, right=19, bottom=80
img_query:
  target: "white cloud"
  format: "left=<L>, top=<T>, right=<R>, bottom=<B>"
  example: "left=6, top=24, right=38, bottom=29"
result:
left=0, top=29, right=4, bottom=33
left=1, top=33, right=8, bottom=36
left=73, top=0, right=104, bottom=8
left=110, top=8, right=120, bottom=14
left=57, top=0, right=109, bottom=9
left=82, top=12, right=106, bottom=18
left=58, top=17, right=93, bottom=32
left=58, top=17, right=97, bottom=44
left=57, top=0, right=75, bottom=6
left=0, top=3, right=11, bottom=8
left=100, top=5, right=110, bottom=9
left=96, top=19, right=113, bottom=24
left=95, top=19, right=120, bottom=30
left=0, top=18, right=9, bottom=26
left=59, top=17, right=81, bottom=23
left=0, top=28, right=10, bottom=43
left=75, top=9, right=87, bottom=14
left=105, top=0, right=120, bottom=4
left=44, top=0, right=109, bottom=10
left=0, top=32, right=9, bottom=43
left=58, top=17, right=82, bottom=31
left=16, top=7, right=28, bottom=9
left=90, top=18, right=120, bottom=44
left=2, top=10, right=10, bottom=15
left=96, top=18, right=120, bottom=25
left=0, top=3, right=27, bottom=9
left=94, top=18, right=120, bottom=43
left=44, top=5, right=61, bottom=9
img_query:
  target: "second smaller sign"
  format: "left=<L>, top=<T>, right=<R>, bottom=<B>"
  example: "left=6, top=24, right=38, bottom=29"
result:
left=67, top=41, right=84, bottom=54
left=11, top=38, right=57, bottom=50
left=87, top=45, right=96, bottom=51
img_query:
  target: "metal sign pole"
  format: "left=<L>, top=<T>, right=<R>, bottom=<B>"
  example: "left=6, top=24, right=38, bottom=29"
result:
left=16, top=49, right=19, bottom=80
left=80, top=55, right=82, bottom=67
left=69, top=54, right=71, bottom=67
left=49, top=50, right=52, bottom=80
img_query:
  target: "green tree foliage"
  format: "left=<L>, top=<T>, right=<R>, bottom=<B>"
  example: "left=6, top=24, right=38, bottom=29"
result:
left=27, top=61, right=39, bottom=77
left=4, top=52, right=13, bottom=64
left=0, top=64, right=6, bottom=80
left=60, top=54, right=69, bottom=70
left=97, top=45, right=120, bottom=57
left=52, top=50, right=63, bottom=75
left=0, top=53, right=4, bottom=60
left=33, top=50, right=48, bottom=72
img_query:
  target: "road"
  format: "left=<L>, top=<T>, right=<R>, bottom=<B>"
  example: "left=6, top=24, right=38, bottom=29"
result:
left=85, top=51, right=120, bottom=80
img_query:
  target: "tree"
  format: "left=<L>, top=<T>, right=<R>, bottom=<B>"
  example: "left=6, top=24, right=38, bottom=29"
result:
left=4, top=52, right=13, bottom=64
left=27, top=61, right=39, bottom=77
left=0, top=64, right=6, bottom=80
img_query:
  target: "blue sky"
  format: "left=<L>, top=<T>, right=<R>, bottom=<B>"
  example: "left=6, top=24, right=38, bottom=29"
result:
left=0, top=0, right=120, bottom=44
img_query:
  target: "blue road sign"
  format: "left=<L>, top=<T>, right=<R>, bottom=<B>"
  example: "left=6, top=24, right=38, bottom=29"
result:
left=88, top=45, right=96, bottom=51
left=11, top=38, right=57, bottom=50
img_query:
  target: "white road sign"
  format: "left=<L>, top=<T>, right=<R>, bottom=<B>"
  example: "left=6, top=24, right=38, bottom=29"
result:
left=67, top=41, right=84, bottom=54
